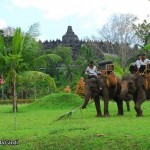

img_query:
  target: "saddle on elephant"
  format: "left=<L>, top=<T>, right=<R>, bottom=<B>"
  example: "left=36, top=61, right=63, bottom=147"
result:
left=135, top=63, right=150, bottom=90
left=142, top=73, right=150, bottom=91
left=100, top=72, right=119, bottom=88
left=98, top=60, right=119, bottom=88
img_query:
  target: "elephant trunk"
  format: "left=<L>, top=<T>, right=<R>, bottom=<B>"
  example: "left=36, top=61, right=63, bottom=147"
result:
left=121, top=81, right=128, bottom=101
left=82, top=90, right=91, bottom=109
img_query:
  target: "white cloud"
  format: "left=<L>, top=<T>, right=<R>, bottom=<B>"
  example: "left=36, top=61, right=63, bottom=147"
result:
left=10, top=0, right=150, bottom=39
left=11, top=0, right=150, bottom=26
left=11, top=0, right=150, bottom=17
left=0, top=19, right=7, bottom=29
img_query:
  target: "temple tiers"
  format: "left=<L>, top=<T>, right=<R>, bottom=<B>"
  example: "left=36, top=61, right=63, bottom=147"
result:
left=41, top=26, right=112, bottom=59
left=62, top=26, right=79, bottom=43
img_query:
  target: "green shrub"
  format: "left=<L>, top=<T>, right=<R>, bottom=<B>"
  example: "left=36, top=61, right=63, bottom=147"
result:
left=0, top=99, right=35, bottom=105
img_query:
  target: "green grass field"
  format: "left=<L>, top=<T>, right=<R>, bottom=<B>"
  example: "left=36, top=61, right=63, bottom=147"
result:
left=0, top=93, right=150, bottom=150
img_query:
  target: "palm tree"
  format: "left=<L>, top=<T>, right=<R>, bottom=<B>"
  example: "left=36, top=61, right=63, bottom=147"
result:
left=0, top=27, right=36, bottom=112
left=59, top=63, right=75, bottom=82
left=0, top=23, right=61, bottom=112
left=21, top=71, right=56, bottom=99
left=35, top=53, right=62, bottom=71
left=76, top=44, right=99, bottom=76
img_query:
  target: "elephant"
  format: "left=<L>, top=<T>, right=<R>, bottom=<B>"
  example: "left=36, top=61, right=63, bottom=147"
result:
left=121, top=74, right=150, bottom=117
left=81, top=75, right=124, bottom=117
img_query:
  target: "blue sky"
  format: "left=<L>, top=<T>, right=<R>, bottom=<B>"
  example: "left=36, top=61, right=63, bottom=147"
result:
left=0, top=0, right=150, bottom=41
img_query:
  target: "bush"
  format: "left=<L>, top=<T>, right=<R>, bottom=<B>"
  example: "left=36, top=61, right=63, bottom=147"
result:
left=0, top=99, right=35, bottom=105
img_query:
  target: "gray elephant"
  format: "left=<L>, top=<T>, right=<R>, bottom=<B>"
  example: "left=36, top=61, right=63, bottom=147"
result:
left=81, top=75, right=124, bottom=117
left=121, top=74, right=150, bottom=117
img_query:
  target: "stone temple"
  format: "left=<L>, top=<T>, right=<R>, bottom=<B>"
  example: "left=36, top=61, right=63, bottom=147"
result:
left=41, top=26, right=116, bottom=60
left=42, top=26, right=84, bottom=59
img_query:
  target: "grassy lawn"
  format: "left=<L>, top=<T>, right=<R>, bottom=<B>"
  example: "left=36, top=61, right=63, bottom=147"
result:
left=0, top=93, right=150, bottom=150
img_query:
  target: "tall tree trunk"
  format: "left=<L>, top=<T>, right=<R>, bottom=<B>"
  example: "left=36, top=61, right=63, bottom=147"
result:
left=13, top=72, right=18, bottom=112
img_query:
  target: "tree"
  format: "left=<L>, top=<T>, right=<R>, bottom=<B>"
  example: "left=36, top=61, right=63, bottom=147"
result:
left=98, top=13, right=138, bottom=71
left=54, top=45, right=72, bottom=64
left=21, top=71, right=56, bottom=99
left=35, top=53, right=62, bottom=71
left=0, top=28, right=26, bottom=112
left=59, top=63, right=76, bottom=82
left=0, top=23, right=58, bottom=112
left=76, top=44, right=99, bottom=76
left=133, top=18, right=150, bottom=46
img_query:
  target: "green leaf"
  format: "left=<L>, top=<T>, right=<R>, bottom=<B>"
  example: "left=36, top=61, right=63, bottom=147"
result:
left=21, top=71, right=56, bottom=89
left=144, top=44, right=150, bottom=51
left=35, top=54, right=62, bottom=68
left=12, top=28, right=24, bottom=55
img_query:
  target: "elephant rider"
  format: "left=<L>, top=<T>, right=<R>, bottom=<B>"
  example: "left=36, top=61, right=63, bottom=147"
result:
left=129, top=54, right=141, bottom=74
left=85, top=61, right=103, bottom=90
left=85, top=61, right=97, bottom=78
left=139, top=53, right=150, bottom=73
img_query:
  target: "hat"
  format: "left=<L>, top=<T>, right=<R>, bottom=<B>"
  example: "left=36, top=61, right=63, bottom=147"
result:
left=89, top=61, right=94, bottom=64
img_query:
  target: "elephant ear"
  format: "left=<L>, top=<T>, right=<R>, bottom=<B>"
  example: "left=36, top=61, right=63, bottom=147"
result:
left=128, top=79, right=136, bottom=94
left=136, top=76, right=144, bottom=88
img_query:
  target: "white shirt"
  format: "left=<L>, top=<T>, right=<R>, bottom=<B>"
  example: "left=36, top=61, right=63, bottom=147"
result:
left=140, top=59, right=150, bottom=65
left=85, top=66, right=97, bottom=76
left=135, top=60, right=141, bottom=69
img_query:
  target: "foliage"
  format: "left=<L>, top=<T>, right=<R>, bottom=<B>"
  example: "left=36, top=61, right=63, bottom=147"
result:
left=76, top=44, right=100, bottom=77
left=54, top=46, right=72, bottom=64
left=58, top=63, right=77, bottom=83
left=77, top=44, right=99, bottom=63
left=35, top=54, right=62, bottom=69
left=144, top=44, right=150, bottom=51
left=114, top=63, right=124, bottom=77
left=0, top=99, right=35, bottom=104
left=0, top=24, right=58, bottom=111
left=20, top=71, right=56, bottom=99
left=133, top=18, right=150, bottom=46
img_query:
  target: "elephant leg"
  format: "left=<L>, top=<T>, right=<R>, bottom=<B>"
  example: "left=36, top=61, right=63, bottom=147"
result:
left=116, top=99, right=124, bottom=116
left=134, top=100, right=145, bottom=117
left=126, top=101, right=130, bottom=112
left=102, top=87, right=110, bottom=117
left=82, top=90, right=91, bottom=109
left=94, top=96, right=102, bottom=117
left=134, top=89, right=146, bottom=117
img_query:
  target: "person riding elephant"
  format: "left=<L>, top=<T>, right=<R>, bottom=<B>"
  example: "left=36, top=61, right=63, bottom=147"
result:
left=121, top=73, right=150, bottom=117
left=85, top=61, right=103, bottom=90
left=82, top=61, right=123, bottom=117
left=129, top=54, right=141, bottom=74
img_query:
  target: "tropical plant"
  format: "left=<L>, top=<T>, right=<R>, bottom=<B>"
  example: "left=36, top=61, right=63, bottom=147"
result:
left=35, top=54, right=62, bottom=70
left=76, top=44, right=99, bottom=76
left=0, top=23, right=60, bottom=112
left=54, top=46, right=72, bottom=64
left=21, top=71, right=56, bottom=99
